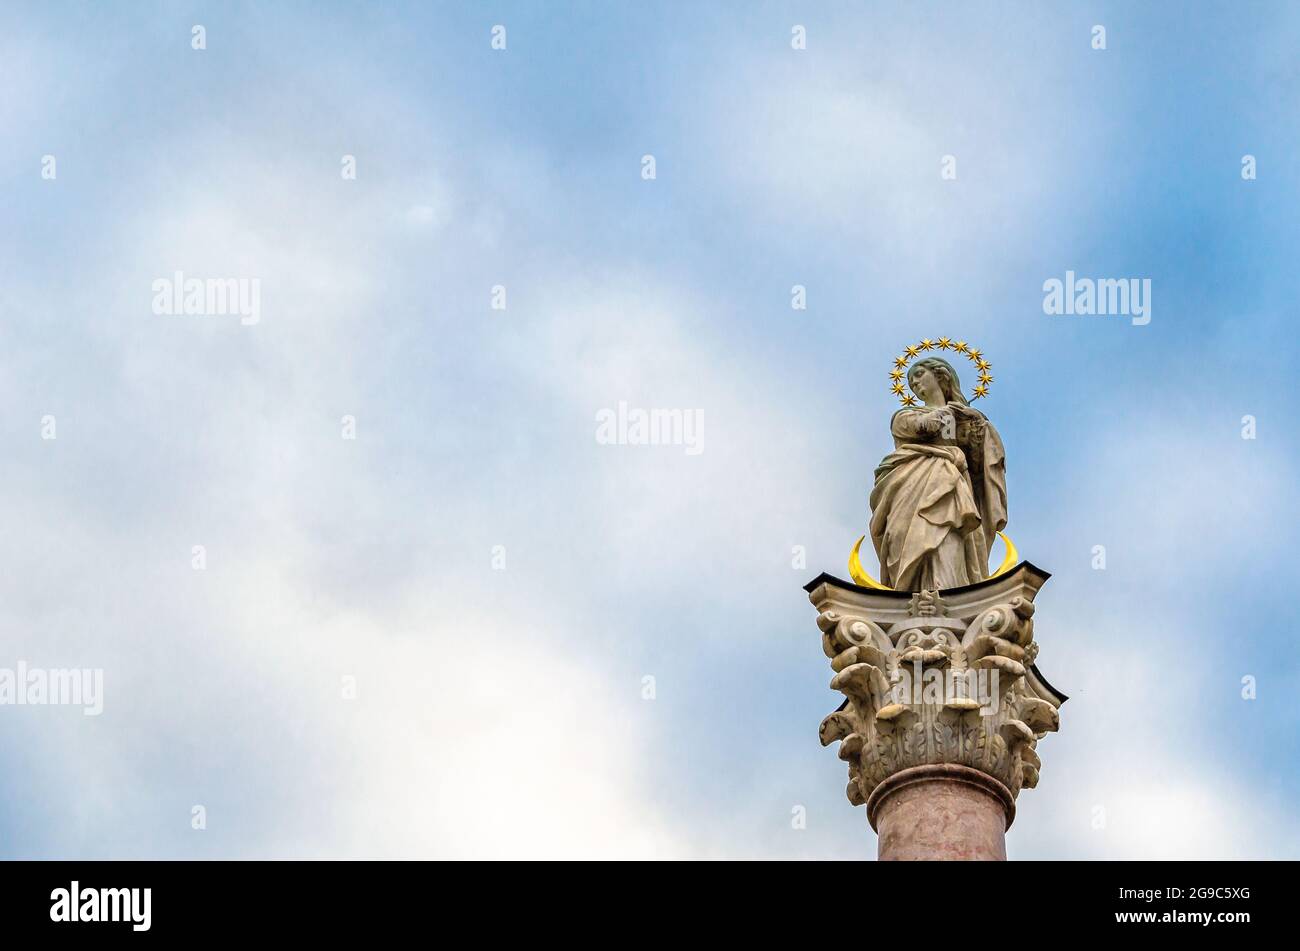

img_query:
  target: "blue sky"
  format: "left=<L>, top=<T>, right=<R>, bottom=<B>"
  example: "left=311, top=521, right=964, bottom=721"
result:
left=1, top=1, right=1297, bottom=858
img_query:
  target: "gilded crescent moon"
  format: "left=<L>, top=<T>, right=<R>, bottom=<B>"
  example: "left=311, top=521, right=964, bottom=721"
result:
left=988, top=531, right=1018, bottom=579
left=848, top=532, right=1018, bottom=591
left=848, top=535, right=891, bottom=590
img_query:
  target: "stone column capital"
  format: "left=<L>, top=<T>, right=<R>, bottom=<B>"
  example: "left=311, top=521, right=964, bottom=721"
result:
left=807, top=564, right=1065, bottom=858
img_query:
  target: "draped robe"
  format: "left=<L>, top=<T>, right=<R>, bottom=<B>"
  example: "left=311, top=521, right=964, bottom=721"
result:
left=868, top=405, right=1007, bottom=591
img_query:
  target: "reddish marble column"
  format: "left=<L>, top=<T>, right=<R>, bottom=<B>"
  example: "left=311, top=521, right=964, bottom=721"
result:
left=866, top=763, right=1015, bottom=861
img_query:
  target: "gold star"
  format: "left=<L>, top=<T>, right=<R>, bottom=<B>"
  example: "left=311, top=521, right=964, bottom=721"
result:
left=967, top=348, right=982, bottom=361
left=975, top=358, right=990, bottom=370
left=936, top=337, right=952, bottom=349
left=978, top=371, right=993, bottom=384
left=919, top=338, right=933, bottom=350
left=973, top=384, right=988, bottom=399
left=904, top=345, right=921, bottom=358
left=890, top=368, right=904, bottom=381
left=894, top=355, right=909, bottom=368
left=954, top=341, right=968, bottom=353
left=891, top=382, right=905, bottom=395
left=901, top=394, right=917, bottom=406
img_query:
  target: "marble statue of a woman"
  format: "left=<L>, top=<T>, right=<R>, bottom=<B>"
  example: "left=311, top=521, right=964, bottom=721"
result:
left=868, top=356, right=1007, bottom=591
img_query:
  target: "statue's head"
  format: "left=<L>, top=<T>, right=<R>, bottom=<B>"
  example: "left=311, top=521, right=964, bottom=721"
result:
left=908, top=357, right=967, bottom=405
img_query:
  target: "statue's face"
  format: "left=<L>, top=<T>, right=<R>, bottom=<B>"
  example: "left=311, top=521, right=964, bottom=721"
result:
left=909, top=366, right=942, bottom=403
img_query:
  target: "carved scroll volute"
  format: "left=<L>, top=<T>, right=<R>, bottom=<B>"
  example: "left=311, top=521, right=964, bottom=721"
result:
left=895, top=627, right=961, bottom=669
left=963, top=598, right=1036, bottom=688
left=818, top=611, right=892, bottom=657
left=963, top=597, right=1035, bottom=650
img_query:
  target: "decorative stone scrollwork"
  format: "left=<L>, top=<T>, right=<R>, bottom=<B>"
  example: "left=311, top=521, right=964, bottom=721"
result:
left=807, top=565, right=1065, bottom=824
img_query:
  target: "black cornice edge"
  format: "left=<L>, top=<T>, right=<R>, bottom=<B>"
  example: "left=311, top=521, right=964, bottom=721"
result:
left=803, top=561, right=1052, bottom=596
left=1029, top=663, right=1069, bottom=705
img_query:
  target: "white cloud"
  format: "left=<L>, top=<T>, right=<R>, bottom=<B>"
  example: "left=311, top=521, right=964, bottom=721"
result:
left=0, top=134, right=704, bottom=858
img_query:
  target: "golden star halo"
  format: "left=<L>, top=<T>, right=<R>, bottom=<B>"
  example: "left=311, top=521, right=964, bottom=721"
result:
left=887, top=337, right=998, bottom=406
